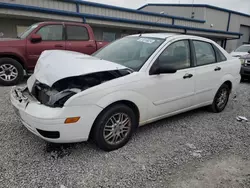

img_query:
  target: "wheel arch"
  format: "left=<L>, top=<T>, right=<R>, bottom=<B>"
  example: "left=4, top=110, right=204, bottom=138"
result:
left=89, top=100, right=140, bottom=140
left=0, top=54, right=27, bottom=70
left=223, top=80, right=232, bottom=92
left=220, top=74, right=234, bottom=93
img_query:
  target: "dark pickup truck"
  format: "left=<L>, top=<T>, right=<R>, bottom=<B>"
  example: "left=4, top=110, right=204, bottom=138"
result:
left=0, top=22, right=109, bottom=86
left=240, top=50, right=250, bottom=80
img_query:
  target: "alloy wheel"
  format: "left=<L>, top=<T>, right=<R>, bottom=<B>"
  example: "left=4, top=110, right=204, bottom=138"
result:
left=0, top=64, right=18, bottom=82
left=103, top=113, right=132, bottom=145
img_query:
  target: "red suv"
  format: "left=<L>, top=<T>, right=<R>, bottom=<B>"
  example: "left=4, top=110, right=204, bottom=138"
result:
left=0, top=22, right=108, bottom=86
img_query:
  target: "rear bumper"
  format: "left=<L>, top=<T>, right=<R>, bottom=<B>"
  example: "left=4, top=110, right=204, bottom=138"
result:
left=10, top=86, right=103, bottom=143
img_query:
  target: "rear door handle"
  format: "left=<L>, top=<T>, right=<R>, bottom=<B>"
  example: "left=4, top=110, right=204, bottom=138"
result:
left=55, top=44, right=63, bottom=48
left=214, top=67, right=221, bottom=71
left=183, top=73, right=193, bottom=79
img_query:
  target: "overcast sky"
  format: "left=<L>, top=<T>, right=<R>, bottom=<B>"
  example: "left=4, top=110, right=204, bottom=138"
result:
left=86, top=0, right=250, bottom=14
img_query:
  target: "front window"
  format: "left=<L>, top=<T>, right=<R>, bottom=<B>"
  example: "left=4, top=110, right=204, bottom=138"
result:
left=37, top=25, right=63, bottom=41
left=93, top=37, right=164, bottom=71
left=157, top=40, right=191, bottom=70
left=18, top=23, right=39, bottom=39
left=235, top=45, right=250, bottom=52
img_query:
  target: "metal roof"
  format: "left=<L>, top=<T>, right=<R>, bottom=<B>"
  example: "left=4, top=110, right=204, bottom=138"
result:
left=138, top=3, right=250, bottom=18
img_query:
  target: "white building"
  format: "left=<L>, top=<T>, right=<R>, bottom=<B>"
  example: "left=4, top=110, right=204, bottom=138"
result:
left=0, top=0, right=249, bottom=51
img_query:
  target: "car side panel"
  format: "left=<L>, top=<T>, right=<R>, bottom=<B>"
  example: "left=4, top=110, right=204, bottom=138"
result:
left=96, top=90, right=151, bottom=125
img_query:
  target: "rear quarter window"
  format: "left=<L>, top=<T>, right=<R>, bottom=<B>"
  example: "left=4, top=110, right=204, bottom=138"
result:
left=213, top=45, right=227, bottom=62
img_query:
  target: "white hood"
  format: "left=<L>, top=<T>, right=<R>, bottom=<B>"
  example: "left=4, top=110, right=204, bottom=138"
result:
left=230, top=51, right=249, bottom=58
left=34, top=50, right=127, bottom=87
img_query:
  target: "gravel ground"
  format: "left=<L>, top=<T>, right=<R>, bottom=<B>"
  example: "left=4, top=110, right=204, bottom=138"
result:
left=0, top=82, right=250, bottom=188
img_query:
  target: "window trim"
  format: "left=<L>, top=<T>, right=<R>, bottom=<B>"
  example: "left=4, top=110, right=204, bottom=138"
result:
left=192, top=40, right=218, bottom=67
left=35, top=24, right=65, bottom=41
left=65, top=25, right=90, bottom=41
left=150, top=39, right=194, bottom=74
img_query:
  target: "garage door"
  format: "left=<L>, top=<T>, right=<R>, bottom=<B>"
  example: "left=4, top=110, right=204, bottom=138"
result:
left=237, top=25, right=250, bottom=46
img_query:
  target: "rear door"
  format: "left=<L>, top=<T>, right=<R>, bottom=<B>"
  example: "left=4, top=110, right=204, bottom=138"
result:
left=65, top=24, right=96, bottom=55
left=26, top=24, right=65, bottom=68
left=192, top=40, right=227, bottom=105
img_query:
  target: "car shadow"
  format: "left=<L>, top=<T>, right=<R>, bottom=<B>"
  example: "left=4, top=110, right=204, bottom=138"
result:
left=43, top=107, right=208, bottom=158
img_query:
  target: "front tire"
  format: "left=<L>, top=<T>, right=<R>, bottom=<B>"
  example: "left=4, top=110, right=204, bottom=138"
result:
left=209, top=84, right=230, bottom=113
left=93, top=104, right=137, bottom=151
left=0, top=58, right=24, bottom=86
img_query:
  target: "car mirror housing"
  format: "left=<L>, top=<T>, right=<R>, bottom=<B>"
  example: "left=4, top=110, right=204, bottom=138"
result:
left=248, top=50, right=250, bottom=54
left=150, top=62, right=177, bottom=75
left=30, top=34, right=42, bottom=43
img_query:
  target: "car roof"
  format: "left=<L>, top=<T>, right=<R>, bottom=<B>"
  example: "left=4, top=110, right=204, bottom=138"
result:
left=130, top=33, right=212, bottom=41
left=131, top=33, right=178, bottom=39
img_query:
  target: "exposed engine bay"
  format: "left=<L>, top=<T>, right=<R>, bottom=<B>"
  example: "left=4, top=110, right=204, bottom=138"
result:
left=31, top=69, right=131, bottom=107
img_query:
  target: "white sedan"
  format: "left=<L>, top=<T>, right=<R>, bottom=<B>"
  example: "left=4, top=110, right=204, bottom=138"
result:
left=11, top=34, right=241, bottom=151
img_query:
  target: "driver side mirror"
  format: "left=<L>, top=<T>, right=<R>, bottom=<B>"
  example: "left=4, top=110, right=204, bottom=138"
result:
left=248, top=50, right=250, bottom=54
left=30, top=34, right=42, bottom=43
left=149, top=61, right=177, bottom=75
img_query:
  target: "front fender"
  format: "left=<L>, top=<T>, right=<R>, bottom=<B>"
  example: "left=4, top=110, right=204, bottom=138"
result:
left=96, top=90, right=151, bottom=123
left=0, top=47, right=27, bottom=68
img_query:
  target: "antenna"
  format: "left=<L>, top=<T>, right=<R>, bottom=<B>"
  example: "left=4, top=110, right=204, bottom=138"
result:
left=140, top=11, right=165, bottom=36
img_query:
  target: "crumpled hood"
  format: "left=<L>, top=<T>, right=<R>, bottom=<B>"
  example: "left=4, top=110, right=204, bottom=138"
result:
left=34, top=50, right=127, bottom=87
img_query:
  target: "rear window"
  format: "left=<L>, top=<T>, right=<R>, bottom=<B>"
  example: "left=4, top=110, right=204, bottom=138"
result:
left=66, top=25, right=89, bottom=41
left=193, top=40, right=216, bottom=66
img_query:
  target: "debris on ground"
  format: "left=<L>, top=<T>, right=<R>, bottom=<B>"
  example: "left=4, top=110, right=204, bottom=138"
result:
left=186, top=143, right=196, bottom=149
left=236, top=116, right=248, bottom=122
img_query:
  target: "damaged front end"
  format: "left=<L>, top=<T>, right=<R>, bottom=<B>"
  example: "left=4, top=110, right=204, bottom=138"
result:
left=31, top=69, right=131, bottom=108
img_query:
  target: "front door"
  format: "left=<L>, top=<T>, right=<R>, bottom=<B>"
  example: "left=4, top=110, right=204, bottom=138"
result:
left=141, top=40, right=195, bottom=119
left=26, top=24, right=65, bottom=69
left=65, top=24, right=96, bottom=55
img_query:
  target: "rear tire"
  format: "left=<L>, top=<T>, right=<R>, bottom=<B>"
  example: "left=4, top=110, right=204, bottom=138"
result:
left=0, top=58, right=24, bottom=86
left=92, top=104, right=137, bottom=151
left=209, top=84, right=230, bottom=113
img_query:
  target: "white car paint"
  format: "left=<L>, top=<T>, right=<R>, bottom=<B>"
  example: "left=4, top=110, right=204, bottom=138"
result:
left=34, top=50, right=127, bottom=87
left=11, top=34, right=241, bottom=144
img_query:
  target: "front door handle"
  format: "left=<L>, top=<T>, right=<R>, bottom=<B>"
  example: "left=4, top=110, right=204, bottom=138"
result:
left=55, top=44, right=63, bottom=48
left=183, top=73, right=193, bottom=79
left=214, top=67, right=221, bottom=71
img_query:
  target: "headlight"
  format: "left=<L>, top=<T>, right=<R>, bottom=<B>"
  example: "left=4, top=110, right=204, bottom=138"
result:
left=240, top=59, right=246, bottom=65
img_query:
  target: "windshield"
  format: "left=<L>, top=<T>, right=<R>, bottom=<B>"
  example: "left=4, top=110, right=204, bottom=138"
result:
left=93, top=36, right=164, bottom=71
left=18, top=24, right=39, bottom=39
left=235, top=45, right=250, bottom=52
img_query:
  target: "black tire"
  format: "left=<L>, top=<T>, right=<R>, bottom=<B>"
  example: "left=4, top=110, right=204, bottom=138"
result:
left=0, top=58, right=24, bottom=86
left=92, top=104, right=137, bottom=151
left=209, top=84, right=230, bottom=113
